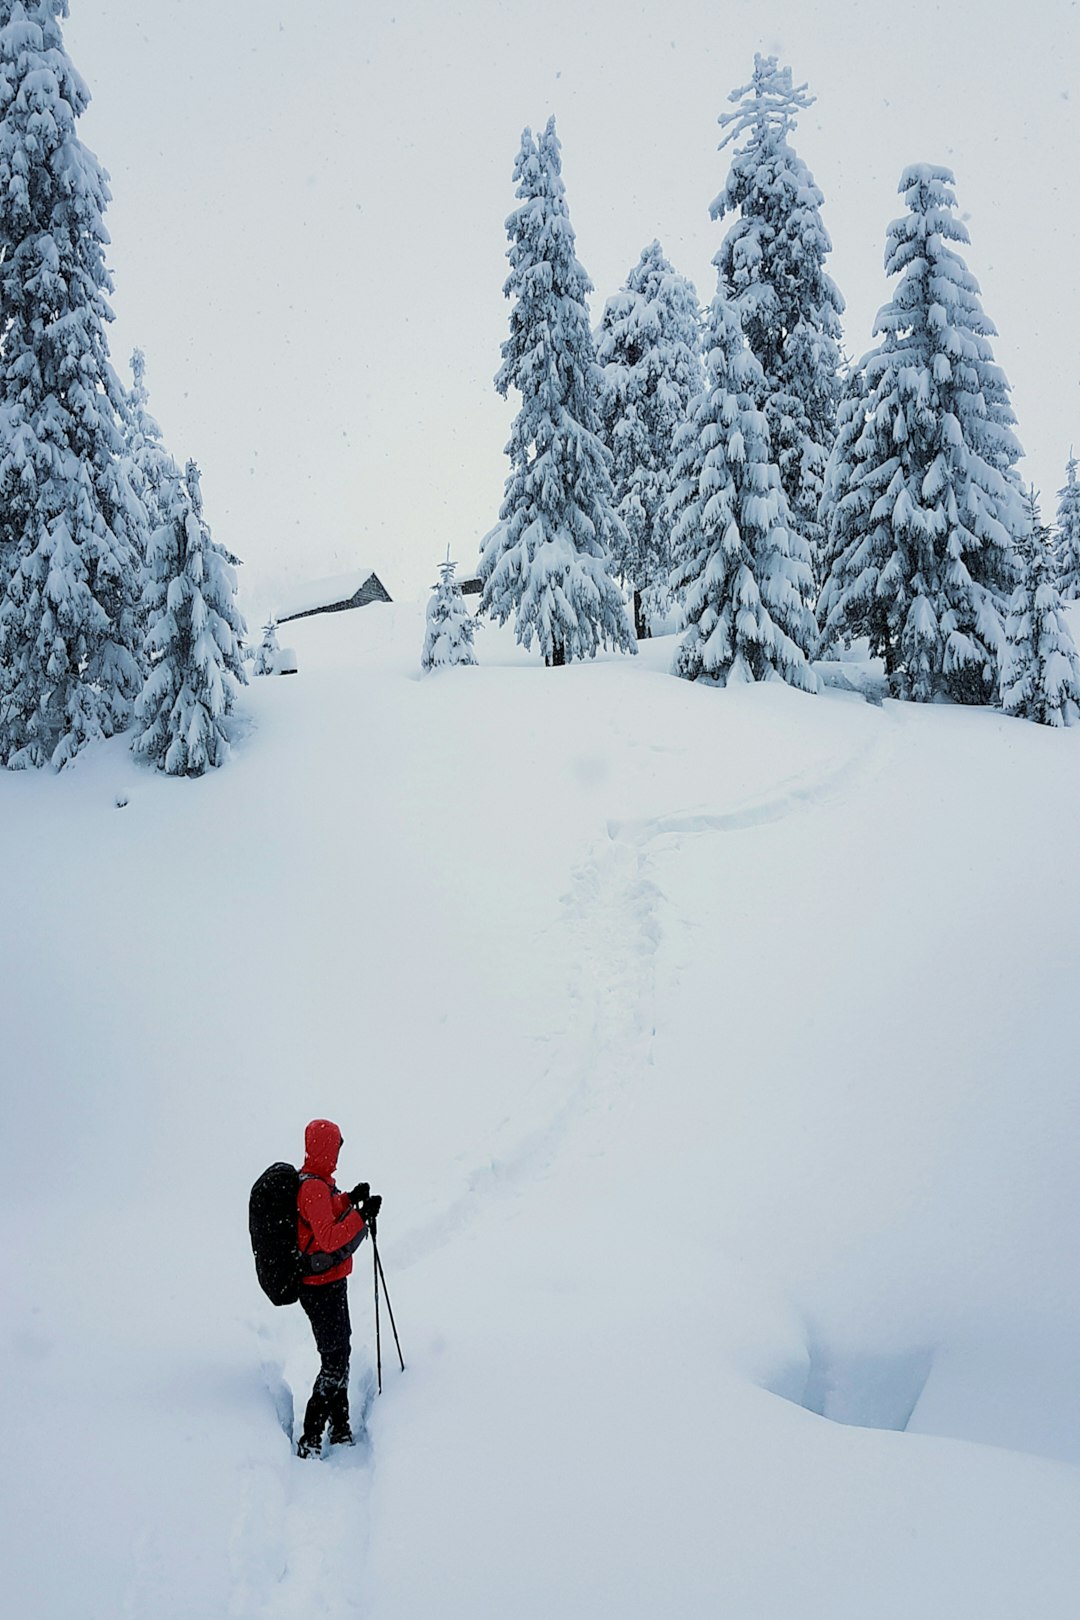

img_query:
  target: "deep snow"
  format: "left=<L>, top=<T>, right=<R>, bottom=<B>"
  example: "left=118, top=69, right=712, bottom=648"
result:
left=2, top=599, right=1080, bottom=1618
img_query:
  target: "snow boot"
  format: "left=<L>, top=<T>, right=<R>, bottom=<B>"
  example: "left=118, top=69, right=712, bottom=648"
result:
left=296, top=1390, right=330, bottom=1458
left=327, top=1388, right=353, bottom=1447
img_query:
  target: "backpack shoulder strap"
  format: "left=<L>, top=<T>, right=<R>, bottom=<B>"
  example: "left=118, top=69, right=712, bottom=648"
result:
left=297, top=1172, right=320, bottom=1252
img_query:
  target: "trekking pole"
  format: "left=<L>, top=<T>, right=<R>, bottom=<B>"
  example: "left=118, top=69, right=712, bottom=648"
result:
left=372, top=1230, right=405, bottom=1374
left=373, top=1228, right=383, bottom=1395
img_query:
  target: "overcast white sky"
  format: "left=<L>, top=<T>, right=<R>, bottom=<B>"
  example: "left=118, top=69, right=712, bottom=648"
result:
left=65, top=0, right=1080, bottom=616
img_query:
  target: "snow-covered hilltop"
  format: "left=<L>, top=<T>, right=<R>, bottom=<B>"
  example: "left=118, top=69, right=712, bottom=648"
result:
left=3, top=599, right=1080, bottom=1618
left=0, top=13, right=1076, bottom=773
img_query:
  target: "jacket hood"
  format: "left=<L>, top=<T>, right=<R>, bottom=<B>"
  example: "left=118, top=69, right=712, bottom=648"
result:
left=302, top=1118, right=342, bottom=1181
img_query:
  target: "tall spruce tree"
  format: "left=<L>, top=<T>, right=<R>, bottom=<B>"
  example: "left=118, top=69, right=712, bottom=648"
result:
left=594, top=240, right=702, bottom=638
left=819, top=165, right=1024, bottom=704
left=1001, top=490, right=1080, bottom=726
left=1055, top=453, right=1080, bottom=602
left=712, top=55, right=844, bottom=584
left=123, top=349, right=180, bottom=551
left=479, top=119, right=635, bottom=666
left=0, top=0, right=145, bottom=769
left=667, top=291, right=818, bottom=690
left=130, top=461, right=246, bottom=776
left=817, top=366, right=867, bottom=649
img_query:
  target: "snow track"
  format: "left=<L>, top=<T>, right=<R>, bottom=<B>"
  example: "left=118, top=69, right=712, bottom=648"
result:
left=560, top=835, right=663, bottom=1116
left=225, top=1442, right=372, bottom=1620
left=226, top=1360, right=377, bottom=1620
left=395, top=692, right=887, bottom=1266
left=389, top=834, right=663, bottom=1271
left=607, top=710, right=891, bottom=845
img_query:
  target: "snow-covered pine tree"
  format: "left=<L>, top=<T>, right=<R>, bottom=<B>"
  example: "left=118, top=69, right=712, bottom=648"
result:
left=1001, top=489, right=1080, bottom=726
left=123, top=349, right=181, bottom=552
left=421, top=556, right=477, bottom=672
left=816, top=365, right=868, bottom=649
left=1054, top=453, right=1080, bottom=601
left=594, top=240, right=702, bottom=638
left=0, top=0, right=145, bottom=769
left=131, top=461, right=247, bottom=776
left=479, top=119, right=635, bottom=666
left=819, top=165, right=1024, bottom=704
left=252, top=618, right=280, bottom=676
left=667, top=290, right=818, bottom=690
left=712, top=55, right=845, bottom=585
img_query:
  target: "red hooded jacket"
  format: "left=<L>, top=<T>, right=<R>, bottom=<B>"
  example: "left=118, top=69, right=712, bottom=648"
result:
left=297, top=1118, right=366, bottom=1286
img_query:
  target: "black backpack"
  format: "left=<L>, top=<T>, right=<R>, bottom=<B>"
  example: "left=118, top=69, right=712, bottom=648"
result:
left=248, top=1161, right=366, bottom=1306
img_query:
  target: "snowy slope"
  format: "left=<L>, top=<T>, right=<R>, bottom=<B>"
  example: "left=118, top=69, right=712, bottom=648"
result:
left=2, top=601, right=1080, bottom=1618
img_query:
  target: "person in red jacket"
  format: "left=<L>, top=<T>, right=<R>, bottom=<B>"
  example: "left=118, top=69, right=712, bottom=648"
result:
left=295, top=1117, right=382, bottom=1457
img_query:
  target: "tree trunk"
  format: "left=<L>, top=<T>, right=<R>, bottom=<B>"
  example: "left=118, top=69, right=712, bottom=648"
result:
left=547, top=639, right=566, bottom=668
left=633, top=587, right=651, bottom=640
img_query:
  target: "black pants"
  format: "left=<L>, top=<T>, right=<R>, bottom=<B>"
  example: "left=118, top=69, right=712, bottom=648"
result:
left=298, top=1277, right=351, bottom=1436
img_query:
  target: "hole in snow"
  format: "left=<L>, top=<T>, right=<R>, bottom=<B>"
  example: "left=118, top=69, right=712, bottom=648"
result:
left=774, top=1342, right=937, bottom=1433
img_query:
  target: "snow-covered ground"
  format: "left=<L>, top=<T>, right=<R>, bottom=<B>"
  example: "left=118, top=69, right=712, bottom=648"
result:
left=3, top=599, right=1080, bottom=1618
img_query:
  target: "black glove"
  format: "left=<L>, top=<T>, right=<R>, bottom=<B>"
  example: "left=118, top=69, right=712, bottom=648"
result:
left=362, top=1193, right=382, bottom=1224
left=348, top=1181, right=369, bottom=1209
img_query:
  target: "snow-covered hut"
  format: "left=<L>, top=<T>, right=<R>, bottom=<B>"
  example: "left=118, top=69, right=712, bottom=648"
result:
left=277, top=566, right=392, bottom=625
